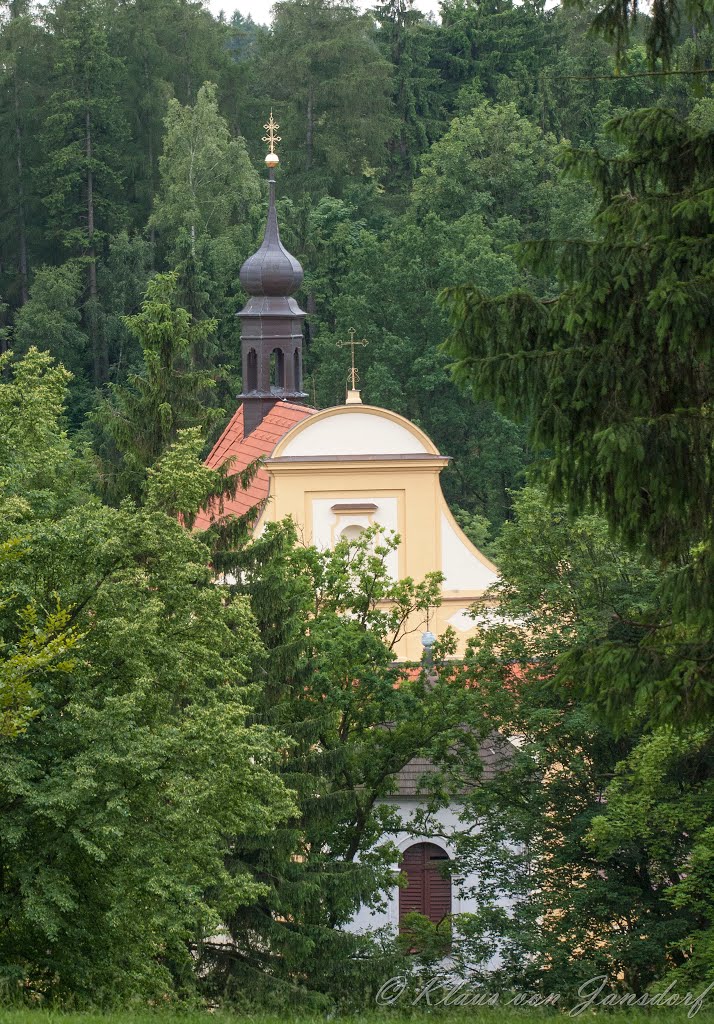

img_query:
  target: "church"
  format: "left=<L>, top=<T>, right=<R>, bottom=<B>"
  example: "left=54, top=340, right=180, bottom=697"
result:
left=194, top=118, right=511, bottom=939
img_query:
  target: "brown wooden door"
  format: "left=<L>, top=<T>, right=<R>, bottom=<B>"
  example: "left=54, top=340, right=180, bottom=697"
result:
left=398, top=842, right=452, bottom=927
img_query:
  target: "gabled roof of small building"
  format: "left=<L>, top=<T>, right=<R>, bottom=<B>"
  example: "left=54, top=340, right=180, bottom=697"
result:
left=393, top=733, right=516, bottom=797
left=193, top=400, right=317, bottom=531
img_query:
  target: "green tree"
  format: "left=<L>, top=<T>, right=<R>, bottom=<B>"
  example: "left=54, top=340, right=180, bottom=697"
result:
left=0, top=0, right=46, bottom=306
left=205, top=523, right=478, bottom=1006
left=412, top=99, right=594, bottom=240
left=432, top=0, right=559, bottom=122
left=12, top=262, right=91, bottom=423
left=588, top=726, right=714, bottom=988
left=149, top=82, right=260, bottom=398
left=40, top=0, right=129, bottom=384
left=303, top=197, right=529, bottom=530
left=569, top=0, right=712, bottom=65
left=0, top=348, right=293, bottom=999
left=93, top=272, right=223, bottom=502
left=150, top=81, right=260, bottom=255
left=541, top=7, right=663, bottom=147
left=262, top=0, right=394, bottom=196
left=96, top=229, right=152, bottom=382
left=448, top=488, right=712, bottom=997
left=0, top=347, right=84, bottom=737
left=443, top=105, right=714, bottom=725
left=374, top=0, right=441, bottom=182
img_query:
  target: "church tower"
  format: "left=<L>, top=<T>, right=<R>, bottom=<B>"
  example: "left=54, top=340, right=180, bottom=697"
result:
left=237, top=113, right=308, bottom=436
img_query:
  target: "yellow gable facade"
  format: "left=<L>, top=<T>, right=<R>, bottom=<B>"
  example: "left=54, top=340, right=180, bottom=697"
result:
left=211, top=133, right=497, bottom=661
left=254, top=403, right=498, bottom=661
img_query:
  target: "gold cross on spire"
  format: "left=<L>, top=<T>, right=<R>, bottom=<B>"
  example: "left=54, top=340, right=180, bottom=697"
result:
left=262, top=112, right=281, bottom=168
left=336, top=328, right=369, bottom=396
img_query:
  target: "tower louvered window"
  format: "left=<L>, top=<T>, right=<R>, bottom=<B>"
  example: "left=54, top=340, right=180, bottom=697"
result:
left=398, top=842, right=452, bottom=927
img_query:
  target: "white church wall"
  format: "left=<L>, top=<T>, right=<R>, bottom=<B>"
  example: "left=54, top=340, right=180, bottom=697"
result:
left=311, top=495, right=400, bottom=579
left=345, top=799, right=509, bottom=970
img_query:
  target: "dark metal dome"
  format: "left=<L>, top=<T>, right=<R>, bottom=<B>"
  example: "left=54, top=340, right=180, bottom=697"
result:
left=239, top=171, right=303, bottom=297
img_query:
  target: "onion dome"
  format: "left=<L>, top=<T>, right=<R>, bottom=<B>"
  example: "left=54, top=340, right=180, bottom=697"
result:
left=239, top=156, right=303, bottom=297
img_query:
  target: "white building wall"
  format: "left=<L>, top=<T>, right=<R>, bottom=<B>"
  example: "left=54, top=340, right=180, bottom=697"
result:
left=346, top=799, right=509, bottom=937
left=310, top=496, right=399, bottom=580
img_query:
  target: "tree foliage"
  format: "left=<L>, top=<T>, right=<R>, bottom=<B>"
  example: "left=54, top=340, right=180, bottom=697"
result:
left=263, top=0, right=394, bottom=195
left=150, top=81, right=260, bottom=251
left=443, top=105, right=714, bottom=725
left=0, top=0, right=712, bottom=1003
left=0, top=347, right=293, bottom=1000
left=448, top=487, right=714, bottom=995
left=1, top=0, right=706, bottom=537
left=204, top=523, right=479, bottom=1005
left=93, top=272, right=224, bottom=502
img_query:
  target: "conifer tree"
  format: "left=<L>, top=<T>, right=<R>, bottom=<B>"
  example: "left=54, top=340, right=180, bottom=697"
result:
left=571, top=0, right=712, bottom=65
left=95, top=230, right=152, bottom=381
left=373, top=0, right=440, bottom=182
left=443, top=105, right=714, bottom=724
left=263, top=0, right=394, bottom=195
left=0, top=0, right=44, bottom=306
left=40, top=0, right=129, bottom=384
left=205, top=523, right=478, bottom=1005
left=12, top=262, right=91, bottom=424
left=93, top=272, right=223, bottom=502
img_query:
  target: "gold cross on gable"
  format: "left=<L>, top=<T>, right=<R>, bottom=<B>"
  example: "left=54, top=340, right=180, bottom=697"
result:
left=336, top=328, right=369, bottom=390
left=262, top=112, right=281, bottom=154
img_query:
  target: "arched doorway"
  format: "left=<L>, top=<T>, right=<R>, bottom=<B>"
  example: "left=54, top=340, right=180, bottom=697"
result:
left=398, top=842, right=452, bottom=928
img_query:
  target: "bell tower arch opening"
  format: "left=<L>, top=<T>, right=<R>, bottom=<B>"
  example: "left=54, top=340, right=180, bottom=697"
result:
left=246, top=348, right=258, bottom=392
left=270, top=348, right=285, bottom=390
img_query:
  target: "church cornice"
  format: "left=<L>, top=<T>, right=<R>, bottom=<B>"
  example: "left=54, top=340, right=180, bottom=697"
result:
left=264, top=454, right=450, bottom=471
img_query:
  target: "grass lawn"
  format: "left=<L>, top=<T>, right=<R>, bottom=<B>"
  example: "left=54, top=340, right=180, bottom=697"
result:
left=2, top=1006, right=714, bottom=1023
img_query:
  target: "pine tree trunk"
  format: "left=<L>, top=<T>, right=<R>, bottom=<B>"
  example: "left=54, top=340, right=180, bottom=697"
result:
left=86, top=110, right=96, bottom=296
left=12, top=51, right=28, bottom=304
left=145, top=57, right=156, bottom=267
left=85, top=108, right=106, bottom=384
left=147, top=128, right=156, bottom=264
left=306, top=88, right=314, bottom=170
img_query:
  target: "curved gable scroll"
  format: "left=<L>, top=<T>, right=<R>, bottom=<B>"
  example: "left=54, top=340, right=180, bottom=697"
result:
left=273, top=405, right=440, bottom=459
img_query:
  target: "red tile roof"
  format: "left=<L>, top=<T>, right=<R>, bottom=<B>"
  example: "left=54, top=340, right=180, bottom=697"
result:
left=193, top=401, right=316, bottom=530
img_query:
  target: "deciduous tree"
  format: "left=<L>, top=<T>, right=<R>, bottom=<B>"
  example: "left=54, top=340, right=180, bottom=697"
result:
left=0, top=348, right=293, bottom=999
left=448, top=488, right=712, bottom=996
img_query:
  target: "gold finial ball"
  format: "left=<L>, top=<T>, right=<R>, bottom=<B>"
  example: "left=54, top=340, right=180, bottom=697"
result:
left=265, top=152, right=279, bottom=168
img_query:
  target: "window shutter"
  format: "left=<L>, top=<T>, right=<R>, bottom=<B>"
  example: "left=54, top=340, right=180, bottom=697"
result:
left=398, top=842, right=452, bottom=928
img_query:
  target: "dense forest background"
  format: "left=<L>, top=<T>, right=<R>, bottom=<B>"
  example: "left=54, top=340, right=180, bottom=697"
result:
left=1, top=0, right=710, bottom=542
